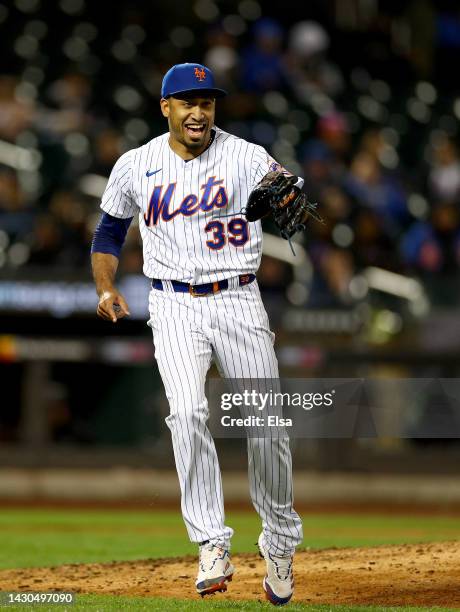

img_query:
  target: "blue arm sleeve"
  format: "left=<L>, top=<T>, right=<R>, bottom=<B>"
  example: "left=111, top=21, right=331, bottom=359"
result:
left=91, top=213, right=133, bottom=258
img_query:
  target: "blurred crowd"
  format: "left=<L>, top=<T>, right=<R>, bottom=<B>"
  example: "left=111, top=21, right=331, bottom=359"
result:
left=1, top=0, right=460, bottom=307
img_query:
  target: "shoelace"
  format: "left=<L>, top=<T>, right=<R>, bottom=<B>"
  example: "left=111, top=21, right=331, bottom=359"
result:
left=199, top=543, right=223, bottom=571
left=270, top=553, right=293, bottom=581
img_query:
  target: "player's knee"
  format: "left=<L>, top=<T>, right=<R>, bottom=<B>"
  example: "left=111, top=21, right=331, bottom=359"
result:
left=165, top=398, right=209, bottom=429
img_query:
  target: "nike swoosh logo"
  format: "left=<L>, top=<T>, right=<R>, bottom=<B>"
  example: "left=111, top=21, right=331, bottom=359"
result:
left=146, top=169, right=162, bottom=177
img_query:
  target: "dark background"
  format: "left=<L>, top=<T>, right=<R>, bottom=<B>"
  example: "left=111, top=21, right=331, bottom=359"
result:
left=1, top=0, right=460, bottom=472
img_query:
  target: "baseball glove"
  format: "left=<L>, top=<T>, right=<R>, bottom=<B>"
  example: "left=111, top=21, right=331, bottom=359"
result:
left=245, top=171, right=323, bottom=241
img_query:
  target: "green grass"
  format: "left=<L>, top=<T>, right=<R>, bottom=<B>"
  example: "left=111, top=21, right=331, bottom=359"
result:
left=0, top=509, right=459, bottom=570
left=2, top=596, right=457, bottom=612
left=0, top=509, right=459, bottom=611
left=0, top=509, right=196, bottom=569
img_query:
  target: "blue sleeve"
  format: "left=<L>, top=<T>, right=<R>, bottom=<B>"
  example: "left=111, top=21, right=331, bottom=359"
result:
left=91, top=212, right=133, bottom=258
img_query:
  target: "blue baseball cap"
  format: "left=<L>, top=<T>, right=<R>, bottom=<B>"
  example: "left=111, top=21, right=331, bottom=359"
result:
left=161, top=63, right=227, bottom=99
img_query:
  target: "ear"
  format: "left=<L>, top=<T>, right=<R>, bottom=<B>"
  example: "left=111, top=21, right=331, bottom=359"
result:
left=160, top=98, right=169, bottom=118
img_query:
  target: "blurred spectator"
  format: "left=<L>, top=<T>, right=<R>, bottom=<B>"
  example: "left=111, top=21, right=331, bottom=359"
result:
left=27, top=206, right=88, bottom=267
left=47, top=71, right=92, bottom=113
left=0, top=76, right=35, bottom=140
left=0, top=170, right=34, bottom=238
left=307, top=242, right=355, bottom=307
left=351, top=208, right=397, bottom=270
left=360, top=129, right=392, bottom=166
left=320, top=186, right=351, bottom=223
left=49, top=190, right=87, bottom=232
left=300, top=139, right=346, bottom=202
left=344, top=151, right=409, bottom=236
left=204, top=26, right=239, bottom=92
left=401, top=202, right=460, bottom=273
left=286, top=21, right=344, bottom=102
left=0, top=170, right=28, bottom=214
left=27, top=214, right=63, bottom=266
left=37, top=71, right=93, bottom=138
left=317, top=113, right=351, bottom=163
left=320, top=247, right=354, bottom=304
left=427, top=135, right=460, bottom=203
left=91, top=129, right=124, bottom=175
left=240, top=18, right=289, bottom=93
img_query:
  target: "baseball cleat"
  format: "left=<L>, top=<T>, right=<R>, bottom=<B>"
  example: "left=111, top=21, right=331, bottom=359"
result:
left=195, top=542, right=234, bottom=596
left=258, top=532, right=294, bottom=605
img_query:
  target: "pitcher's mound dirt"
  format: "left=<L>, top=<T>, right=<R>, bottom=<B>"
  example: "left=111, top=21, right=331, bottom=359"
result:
left=0, top=541, right=459, bottom=607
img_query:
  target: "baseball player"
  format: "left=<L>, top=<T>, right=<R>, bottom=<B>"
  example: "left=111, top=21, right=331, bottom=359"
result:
left=91, top=63, right=303, bottom=605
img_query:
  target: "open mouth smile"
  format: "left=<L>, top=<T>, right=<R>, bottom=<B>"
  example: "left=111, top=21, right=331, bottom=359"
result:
left=185, top=123, right=206, bottom=138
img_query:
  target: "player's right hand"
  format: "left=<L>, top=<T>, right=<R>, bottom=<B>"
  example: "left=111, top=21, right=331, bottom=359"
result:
left=96, top=289, right=131, bottom=323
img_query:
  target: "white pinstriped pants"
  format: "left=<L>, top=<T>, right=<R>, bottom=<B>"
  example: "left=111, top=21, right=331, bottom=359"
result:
left=148, top=279, right=303, bottom=556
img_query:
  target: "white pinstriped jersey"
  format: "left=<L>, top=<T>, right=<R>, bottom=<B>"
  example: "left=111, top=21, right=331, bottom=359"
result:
left=100, top=127, right=295, bottom=284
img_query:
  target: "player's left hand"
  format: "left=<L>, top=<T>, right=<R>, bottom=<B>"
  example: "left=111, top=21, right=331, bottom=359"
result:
left=246, top=171, right=323, bottom=241
left=97, top=289, right=130, bottom=323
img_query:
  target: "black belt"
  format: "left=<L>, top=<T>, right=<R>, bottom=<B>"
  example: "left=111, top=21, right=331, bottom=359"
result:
left=151, top=274, right=256, bottom=297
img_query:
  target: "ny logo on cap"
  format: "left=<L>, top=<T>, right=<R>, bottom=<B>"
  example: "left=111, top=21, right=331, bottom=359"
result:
left=194, top=67, right=206, bottom=81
